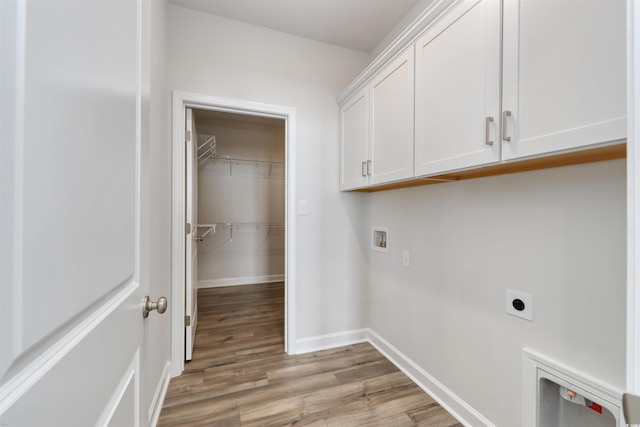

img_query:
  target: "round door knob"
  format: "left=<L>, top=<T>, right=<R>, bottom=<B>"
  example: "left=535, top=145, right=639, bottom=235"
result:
left=143, top=296, right=168, bottom=318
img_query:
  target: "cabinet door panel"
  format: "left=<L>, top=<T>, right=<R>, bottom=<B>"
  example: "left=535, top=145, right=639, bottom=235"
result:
left=340, top=88, right=369, bottom=190
left=370, top=46, right=415, bottom=185
left=414, top=0, right=501, bottom=177
left=502, top=0, right=626, bottom=160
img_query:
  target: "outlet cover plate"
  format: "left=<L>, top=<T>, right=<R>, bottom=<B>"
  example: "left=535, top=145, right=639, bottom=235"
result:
left=298, top=200, right=308, bottom=216
left=402, top=250, right=410, bottom=268
left=506, top=289, right=533, bottom=322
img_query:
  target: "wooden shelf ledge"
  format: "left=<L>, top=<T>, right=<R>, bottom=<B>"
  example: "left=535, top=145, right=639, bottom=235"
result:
left=352, top=143, right=626, bottom=193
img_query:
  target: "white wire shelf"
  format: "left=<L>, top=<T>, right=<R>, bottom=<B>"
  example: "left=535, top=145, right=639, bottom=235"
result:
left=197, top=135, right=217, bottom=166
left=217, top=222, right=285, bottom=228
left=196, top=221, right=285, bottom=242
left=203, top=155, right=285, bottom=179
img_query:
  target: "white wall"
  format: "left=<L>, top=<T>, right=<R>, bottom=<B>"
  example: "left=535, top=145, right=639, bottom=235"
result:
left=167, top=5, right=371, bottom=339
left=363, top=159, right=627, bottom=426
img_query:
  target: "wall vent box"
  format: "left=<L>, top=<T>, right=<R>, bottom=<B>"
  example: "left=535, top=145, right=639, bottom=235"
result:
left=538, top=376, right=617, bottom=427
left=524, top=349, right=623, bottom=427
left=372, top=226, right=389, bottom=253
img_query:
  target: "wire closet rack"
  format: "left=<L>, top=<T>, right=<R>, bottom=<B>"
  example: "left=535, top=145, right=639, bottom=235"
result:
left=197, top=135, right=217, bottom=165
left=196, top=222, right=284, bottom=242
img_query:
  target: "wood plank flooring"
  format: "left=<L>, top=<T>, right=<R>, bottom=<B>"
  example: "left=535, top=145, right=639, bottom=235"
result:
left=158, top=283, right=462, bottom=427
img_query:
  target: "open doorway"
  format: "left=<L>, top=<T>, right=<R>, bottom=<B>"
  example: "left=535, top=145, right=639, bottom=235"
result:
left=170, top=92, right=297, bottom=377
left=186, top=108, right=285, bottom=361
left=193, top=109, right=285, bottom=286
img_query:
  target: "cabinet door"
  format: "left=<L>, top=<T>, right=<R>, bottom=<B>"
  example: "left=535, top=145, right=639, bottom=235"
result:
left=502, top=0, right=626, bottom=161
left=370, top=46, right=415, bottom=185
left=340, top=88, right=369, bottom=190
left=414, top=0, right=501, bottom=177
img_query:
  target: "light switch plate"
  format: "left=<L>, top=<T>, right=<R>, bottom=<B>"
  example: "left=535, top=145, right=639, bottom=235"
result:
left=506, top=289, right=533, bottom=321
left=298, top=200, right=308, bottom=216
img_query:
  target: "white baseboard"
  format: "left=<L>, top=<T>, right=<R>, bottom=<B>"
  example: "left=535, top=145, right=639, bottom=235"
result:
left=295, top=329, right=369, bottom=354
left=148, top=361, right=171, bottom=427
left=367, top=329, right=495, bottom=427
left=295, top=328, right=495, bottom=427
left=198, top=274, right=284, bottom=288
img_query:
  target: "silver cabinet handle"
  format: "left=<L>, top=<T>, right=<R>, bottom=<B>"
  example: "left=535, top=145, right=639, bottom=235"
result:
left=485, top=116, right=494, bottom=146
left=361, top=161, right=367, bottom=177
left=367, top=160, right=372, bottom=176
left=143, top=296, right=167, bottom=318
left=502, top=110, right=512, bottom=142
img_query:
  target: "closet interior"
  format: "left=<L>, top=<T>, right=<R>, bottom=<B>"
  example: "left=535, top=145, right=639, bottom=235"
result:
left=192, top=109, right=286, bottom=289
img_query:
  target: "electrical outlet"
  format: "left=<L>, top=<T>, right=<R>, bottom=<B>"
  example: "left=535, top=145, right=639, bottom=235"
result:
left=402, top=250, right=410, bottom=268
left=506, top=289, right=533, bottom=321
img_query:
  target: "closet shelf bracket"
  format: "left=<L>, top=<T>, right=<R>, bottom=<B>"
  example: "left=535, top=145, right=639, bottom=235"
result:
left=195, top=223, right=217, bottom=242
left=197, top=135, right=217, bottom=166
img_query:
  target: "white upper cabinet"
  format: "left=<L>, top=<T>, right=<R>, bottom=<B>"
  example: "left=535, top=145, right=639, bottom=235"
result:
left=501, top=0, right=627, bottom=161
left=370, top=46, right=415, bottom=185
left=338, top=0, right=627, bottom=191
left=415, top=0, right=501, bottom=177
left=340, top=46, right=415, bottom=190
left=340, top=87, right=369, bottom=190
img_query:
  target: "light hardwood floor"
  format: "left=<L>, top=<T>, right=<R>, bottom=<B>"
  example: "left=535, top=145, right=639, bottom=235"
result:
left=158, top=283, right=463, bottom=427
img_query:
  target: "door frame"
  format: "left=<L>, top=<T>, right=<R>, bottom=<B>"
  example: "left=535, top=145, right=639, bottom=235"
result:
left=628, top=0, right=640, bottom=394
left=170, top=91, right=297, bottom=376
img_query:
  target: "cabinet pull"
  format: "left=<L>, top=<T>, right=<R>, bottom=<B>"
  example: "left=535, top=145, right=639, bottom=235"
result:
left=502, top=110, right=512, bottom=142
left=367, top=160, right=372, bottom=176
left=485, top=116, right=494, bottom=146
left=362, top=161, right=367, bottom=177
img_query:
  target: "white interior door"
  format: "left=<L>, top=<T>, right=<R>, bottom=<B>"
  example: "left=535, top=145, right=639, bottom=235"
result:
left=185, top=108, right=198, bottom=361
left=0, top=0, right=153, bottom=425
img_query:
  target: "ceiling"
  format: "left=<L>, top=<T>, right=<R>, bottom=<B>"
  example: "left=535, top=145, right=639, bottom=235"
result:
left=168, top=0, right=422, bottom=53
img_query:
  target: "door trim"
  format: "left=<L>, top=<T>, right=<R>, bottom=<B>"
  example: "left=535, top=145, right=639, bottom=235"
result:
left=170, top=91, right=297, bottom=376
left=628, top=0, right=640, bottom=395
